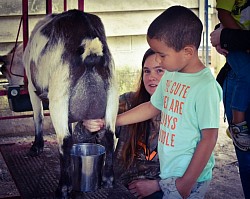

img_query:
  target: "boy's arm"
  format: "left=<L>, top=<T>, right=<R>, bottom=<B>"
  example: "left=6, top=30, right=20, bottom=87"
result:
left=116, top=101, right=160, bottom=126
left=176, top=128, right=218, bottom=198
left=217, top=8, right=241, bottom=29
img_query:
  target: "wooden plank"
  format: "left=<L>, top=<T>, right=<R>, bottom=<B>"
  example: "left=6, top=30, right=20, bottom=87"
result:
left=0, top=11, right=152, bottom=42
left=0, top=0, right=198, bottom=16
left=0, top=15, right=45, bottom=43
left=84, top=0, right=198, bottom=12
left=0, top=0, right=63, bottom=16
left=0, top=42, right=22, bottom=55
left=0, top=8, right=198, bottom=43
left=0, top=0, right=200, bottom=64
left=98, top=10, right=165, bottom=37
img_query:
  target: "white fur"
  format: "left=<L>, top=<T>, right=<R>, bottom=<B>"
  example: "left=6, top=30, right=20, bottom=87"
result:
left=48, top=62, right=70, bottom=152
left=105, top=63, right=119, bottom=147
left=105, top=63, right=119, bottom=133
left=81, top=37, right=103, bottom=61
left=24, top=32, right=69, bottom=153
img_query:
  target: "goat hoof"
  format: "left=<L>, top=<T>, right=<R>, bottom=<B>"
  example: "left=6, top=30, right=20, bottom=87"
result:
left=27, top=147, right=43, bottom=157
left=27, top=144, right=44, bottom=157
left=55, top=185, right=72, bottom=199
left=102, top=175, right=114, bottom=189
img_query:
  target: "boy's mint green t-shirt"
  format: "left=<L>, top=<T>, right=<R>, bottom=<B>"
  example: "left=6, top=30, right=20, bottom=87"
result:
left=151, top=67, right=222, bottom=182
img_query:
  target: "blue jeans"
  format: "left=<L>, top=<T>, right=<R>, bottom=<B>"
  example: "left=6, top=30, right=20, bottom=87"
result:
left=227, top=51, right=250, bottom=112
left=159, top=177, right=210, bottom=199
left=224, top=70, right=250, bottom=199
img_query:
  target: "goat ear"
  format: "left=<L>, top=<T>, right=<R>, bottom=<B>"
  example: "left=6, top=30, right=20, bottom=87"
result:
left=0, top=55, right=7, bottom=64
left=0, top=56, right=8, bottom=74
left=0, top=63, right=6, bottom=75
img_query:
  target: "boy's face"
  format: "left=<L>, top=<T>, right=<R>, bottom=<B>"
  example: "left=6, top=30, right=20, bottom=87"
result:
left=147, top=37, right=188, bottom=72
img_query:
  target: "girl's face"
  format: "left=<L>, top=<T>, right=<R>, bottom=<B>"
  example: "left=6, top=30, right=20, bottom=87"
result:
left=143, top=54, right=165, bottom=96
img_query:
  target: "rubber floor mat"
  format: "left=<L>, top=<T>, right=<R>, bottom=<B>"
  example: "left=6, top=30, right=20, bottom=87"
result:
left=0, top=141, right=60, bottom=199
left=0, top=142, right=135, bottom=199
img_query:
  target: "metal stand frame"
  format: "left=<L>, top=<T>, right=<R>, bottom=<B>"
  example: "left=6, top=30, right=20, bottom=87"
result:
left=0, top=0, right=84, bottom=120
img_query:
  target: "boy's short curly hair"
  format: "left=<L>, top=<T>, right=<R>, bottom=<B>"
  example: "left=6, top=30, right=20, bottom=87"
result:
left=147, top=5, right=203, bottom=52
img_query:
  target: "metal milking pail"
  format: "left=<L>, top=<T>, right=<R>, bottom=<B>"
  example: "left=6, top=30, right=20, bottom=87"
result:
left=70, top=143, right=106, bottom=192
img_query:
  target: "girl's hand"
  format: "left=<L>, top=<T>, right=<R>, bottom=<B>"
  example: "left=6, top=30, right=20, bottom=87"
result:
left=128, top=179, right=160, bottom=198
left=82, top=119, right=105, bottom=132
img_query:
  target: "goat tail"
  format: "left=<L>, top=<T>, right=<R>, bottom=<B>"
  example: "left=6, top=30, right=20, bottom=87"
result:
left=81, top=37, right=104, bottom=67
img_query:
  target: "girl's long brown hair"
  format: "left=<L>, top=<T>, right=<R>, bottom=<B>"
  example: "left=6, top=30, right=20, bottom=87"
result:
left=122, top=48, right=156, bottom=168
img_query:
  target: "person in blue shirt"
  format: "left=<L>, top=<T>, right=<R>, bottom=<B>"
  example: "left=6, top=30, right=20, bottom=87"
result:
left=211, top=27, right=250, bottom=199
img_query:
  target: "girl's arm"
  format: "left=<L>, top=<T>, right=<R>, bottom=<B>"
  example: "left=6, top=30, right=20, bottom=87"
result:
left=176, top=128, right=218, bottom=198
left=116, top=101, right=160, bottom=126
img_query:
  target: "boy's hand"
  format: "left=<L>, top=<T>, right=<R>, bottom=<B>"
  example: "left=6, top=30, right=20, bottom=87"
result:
left=176, top=177, right=193, bottom=199
left=128, top=179, right=160, bottom=199
left=176, top=129, right=218, bottom=198
left=82, top=119, right=105, bottom=132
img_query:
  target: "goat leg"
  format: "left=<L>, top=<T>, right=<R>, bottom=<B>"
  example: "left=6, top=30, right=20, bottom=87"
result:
left=98, top=129, right=115, bottom=188
left=55, top=133, right=73, bottom=199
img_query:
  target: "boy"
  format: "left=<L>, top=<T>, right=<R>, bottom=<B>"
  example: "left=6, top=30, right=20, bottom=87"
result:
left=216, top=0, right=250, bottom=151
left=116, top=6, right=222, bottom=199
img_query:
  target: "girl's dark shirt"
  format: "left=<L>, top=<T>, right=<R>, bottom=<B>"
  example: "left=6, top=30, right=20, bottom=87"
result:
left=114, top=92, right=161, bottom=186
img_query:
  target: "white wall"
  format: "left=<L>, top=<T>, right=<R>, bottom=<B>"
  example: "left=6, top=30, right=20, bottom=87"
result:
left=0, top=0, right=201, bottom=70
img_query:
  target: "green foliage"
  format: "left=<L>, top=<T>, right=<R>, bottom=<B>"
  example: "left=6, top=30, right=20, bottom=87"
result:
left=115, top=67, right=141, bottom=95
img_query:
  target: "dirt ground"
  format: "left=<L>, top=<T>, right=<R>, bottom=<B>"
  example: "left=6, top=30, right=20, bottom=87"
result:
left=206, top=112, right=245, bottom=199
left=0, top=97, right=246, bottom=198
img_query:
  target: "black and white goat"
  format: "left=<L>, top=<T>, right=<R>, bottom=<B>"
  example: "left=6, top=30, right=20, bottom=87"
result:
left=1, top=9, right=118, bottom=198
